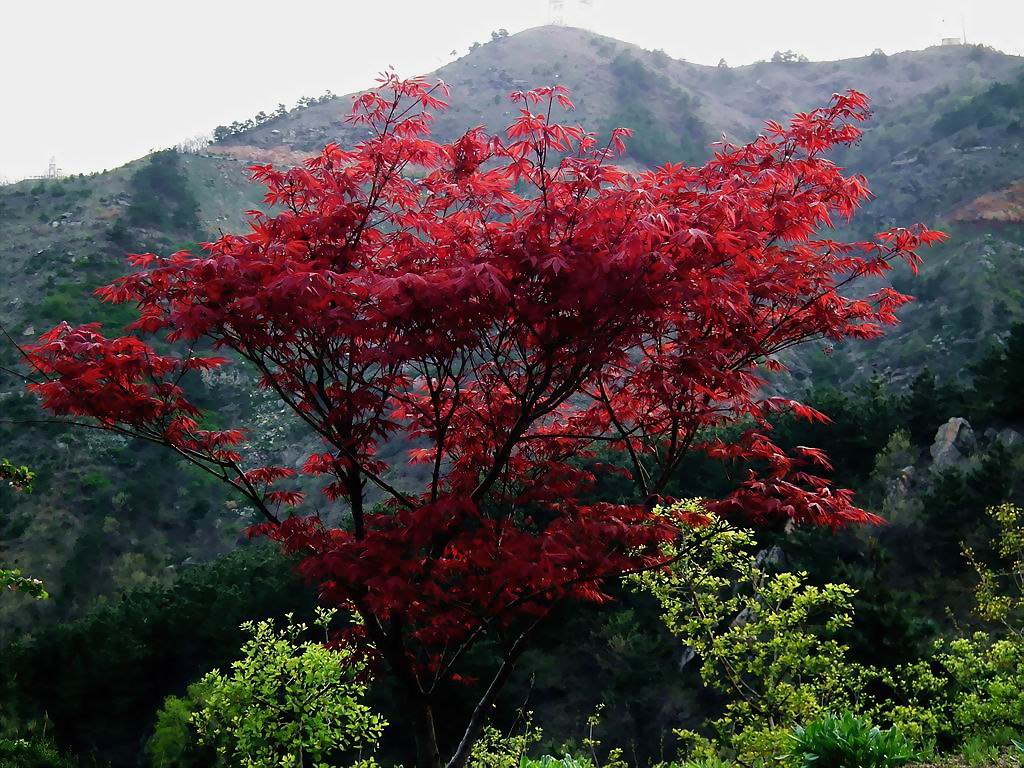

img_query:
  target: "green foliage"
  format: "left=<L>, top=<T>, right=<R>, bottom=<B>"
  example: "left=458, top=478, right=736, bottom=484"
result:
left=0, top=736, right=78, bottom=768
left=604, top=52, right=708, bottom=166
left=969, top=503, right=1024, bottom=628
left=147, top=680, right=217, bottom=767
left=960, top=733, right=1002, bottom=766
left=932, top=72, right=1024, bottom=138
left=884, top=505, right=1024, bottom=748
left=151, top=609, right=384, bottom=768
left=0, top=568, right=47, bottom=600
left=36, top=282, right=137, bottom=328
left=126, top=150, right=200, bottom=234
left=0, top=459, right=45, bottom=599
left=678, top=758, right=734, bottom=768
left=213, top=92, right=331, bottom=141
left=469, top=718, right=542, bottom=768
left=2, top=544, right=315, bottom=765
left=0, top=459, right=33, bottom=492
left=636, top=505, right=870, bottom=764
left=971, top=323, right=1024, bottom=423
left=520, top=757, right=588, bottom=768
left=774, top=378, right=903, bottom=489
left=786, top=712, right=916, bottom=768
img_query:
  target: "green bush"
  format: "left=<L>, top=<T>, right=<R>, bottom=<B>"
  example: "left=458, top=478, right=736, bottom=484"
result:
left=636, top=505, right=870, bottom=763
left=520, top=756, right=588, bottom=768
left=883, top=504, right=1024, bottom=747
left=0, top=736, right=78, bottom=768
left=126, top=150, right=200, bottom=234
left=678, top=759, right=734, bottom=768
left=3, top=544, right=314, bottom=763
left=152, top=609, right=385, bottom=768
left=786, top=713, right=916, bottom=768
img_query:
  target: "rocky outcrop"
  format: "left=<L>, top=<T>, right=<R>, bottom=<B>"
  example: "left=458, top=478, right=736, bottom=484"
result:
left=930, top=417, right=976, bottom=470
left=984, top=427, right=1023, bottom=451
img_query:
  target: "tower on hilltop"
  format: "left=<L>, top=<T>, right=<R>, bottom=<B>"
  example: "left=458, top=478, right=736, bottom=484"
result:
left=549, top=0, right=595, bottom=29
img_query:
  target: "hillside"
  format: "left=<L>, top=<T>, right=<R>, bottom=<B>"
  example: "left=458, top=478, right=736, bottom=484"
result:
left=2, top=24, right=1024, bottom=633
left=216, top=26, right=1024, bottom=223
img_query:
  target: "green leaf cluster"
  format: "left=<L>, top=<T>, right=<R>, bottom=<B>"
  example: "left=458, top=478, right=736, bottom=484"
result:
left=0, top=736, right=78, bottom=768
left=151, top=609, right=384, bottom=768
left=785, top=712, right=917, bottom=768
left=884, top=504, right=1024, bottom=749
left=636, top=503, right=870, bottom=764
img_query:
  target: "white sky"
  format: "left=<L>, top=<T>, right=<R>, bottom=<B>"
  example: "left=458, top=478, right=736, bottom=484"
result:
left=1, top=0, right=1021, bottom=182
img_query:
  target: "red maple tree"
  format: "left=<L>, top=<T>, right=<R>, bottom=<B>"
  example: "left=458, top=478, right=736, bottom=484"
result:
left=21, top=76, right=942, bottom=768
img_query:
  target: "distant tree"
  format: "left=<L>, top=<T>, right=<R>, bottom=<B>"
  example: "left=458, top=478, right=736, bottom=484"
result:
left=125, top=150, right=200, bottom=233
left=19, top=78, right=941, bottom=768
left=718, top=58, right=730, bottom=68
left=650, top=48, right=671, bottom=67
left=176, top=134, right=212, bottom=154
left=772, top=49, right=810, bottom=64
left=903, top=369, right=951, bottom=442
left=5, top=545, right=314, bottom=761
left=490, top=28, right=509, bottom=41
left=971, top=323, right=1024, bottom=422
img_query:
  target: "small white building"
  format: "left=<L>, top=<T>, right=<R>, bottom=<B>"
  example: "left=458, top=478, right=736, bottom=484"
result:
left=941, top=37, right=963, bottom=46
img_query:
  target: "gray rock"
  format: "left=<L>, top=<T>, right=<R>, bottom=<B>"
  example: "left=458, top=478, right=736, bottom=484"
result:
left=930, top=417, right=976, bottom=470
left=890, top=465, right=916, bottom=497
left=996, top=428, right=1023, bottom=450
left=678, top=645, right=696, bottom=671
left=755, top=545, right=785, bottom=570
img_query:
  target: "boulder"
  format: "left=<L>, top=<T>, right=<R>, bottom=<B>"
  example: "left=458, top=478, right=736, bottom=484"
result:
left=890, top=465, right=916, bottom=497
left=996, top=428, right=1023, bottom=450
left=930, top=417, right=976, bottom=470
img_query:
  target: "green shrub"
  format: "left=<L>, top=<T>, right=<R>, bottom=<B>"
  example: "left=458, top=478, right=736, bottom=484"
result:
left=636, top=504, right=871, bottom=763
left=960, top=733, right=1000, bottom=766
left=520, top=756, right=588, bottom=768
left=0, top=736, right=78, bottom=768
left=126, top=150, right=200, bottom=234
left=4, top=544, right=314, bottom=763
left=786, top=713, right=916, bottom=768
left=883, top=504, right=1024, bottom=747
left=171, top=609, right=385, bottom=768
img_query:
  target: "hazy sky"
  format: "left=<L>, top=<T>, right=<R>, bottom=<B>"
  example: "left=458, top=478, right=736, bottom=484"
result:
left=2, top=0, right=1021, bottom=182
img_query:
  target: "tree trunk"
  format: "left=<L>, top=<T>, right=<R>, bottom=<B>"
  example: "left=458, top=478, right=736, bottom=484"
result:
left=413, top=698, right=443, bottom=768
